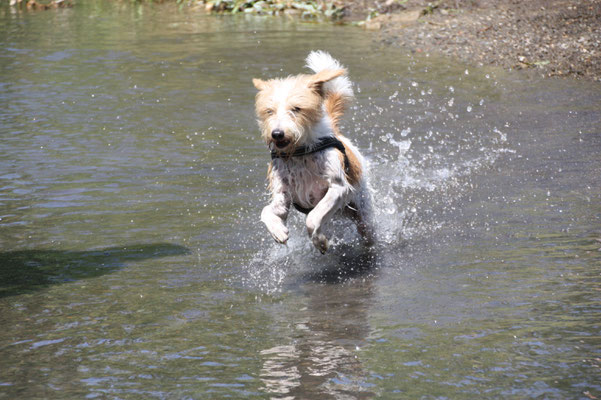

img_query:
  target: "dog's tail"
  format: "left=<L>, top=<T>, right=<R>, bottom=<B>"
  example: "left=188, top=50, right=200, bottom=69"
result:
left=305, top=51, right=354, bottom=130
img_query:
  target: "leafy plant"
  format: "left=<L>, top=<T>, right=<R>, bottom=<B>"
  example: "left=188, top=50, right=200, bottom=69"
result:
left=203, top=0, right=346, bottom=20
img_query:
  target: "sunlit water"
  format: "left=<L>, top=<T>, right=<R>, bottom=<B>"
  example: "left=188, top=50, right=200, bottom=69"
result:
left=1, top=1, right=600, bottom=398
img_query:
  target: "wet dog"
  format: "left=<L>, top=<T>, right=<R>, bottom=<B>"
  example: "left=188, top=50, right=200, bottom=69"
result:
left=253, top=51, right=375, bottom=253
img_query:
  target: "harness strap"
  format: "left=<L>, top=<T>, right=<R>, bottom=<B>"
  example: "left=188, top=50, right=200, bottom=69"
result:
left=292, top=202, right=313, bottom=215
left=294, top=202, right=357, bottom=215
left=270, top=136, right=350, bottom=171
left=270, top=136, right=351, bottom=215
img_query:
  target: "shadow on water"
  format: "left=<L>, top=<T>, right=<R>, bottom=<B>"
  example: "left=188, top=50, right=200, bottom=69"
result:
left=303, top=244, right=381, bottom=284
left=0, top=243, right=190, bottom=297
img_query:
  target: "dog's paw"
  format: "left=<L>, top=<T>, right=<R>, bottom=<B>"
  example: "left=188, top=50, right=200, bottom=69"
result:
left=262, top=216, right=289, bottom=244
left=311, top=233, right=329, bottom=254
left=269, top=224, right=289, bottom=244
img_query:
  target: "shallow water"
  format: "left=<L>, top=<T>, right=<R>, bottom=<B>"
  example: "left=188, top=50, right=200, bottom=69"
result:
left=1, top=1, right=600, bottom=398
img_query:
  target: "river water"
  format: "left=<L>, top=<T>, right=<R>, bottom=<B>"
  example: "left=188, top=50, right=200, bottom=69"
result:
left=1, top=1, right=600, bottom=398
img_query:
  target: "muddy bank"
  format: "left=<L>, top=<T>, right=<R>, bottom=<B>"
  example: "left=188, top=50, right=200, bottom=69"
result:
left=350, top=0, right=601, bottom=81
left=198, top=0, right=601, bottom=81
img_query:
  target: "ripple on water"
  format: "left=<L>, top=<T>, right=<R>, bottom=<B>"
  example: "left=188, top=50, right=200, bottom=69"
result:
left=1, top=3, right=600, bottom=399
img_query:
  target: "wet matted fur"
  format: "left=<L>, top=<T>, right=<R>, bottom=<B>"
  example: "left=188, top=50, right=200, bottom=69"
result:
left=253, top=51, right=375, bottom=253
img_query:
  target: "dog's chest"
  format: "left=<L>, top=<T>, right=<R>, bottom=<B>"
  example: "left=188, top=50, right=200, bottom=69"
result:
left=281, top=155, right=329, bottom=209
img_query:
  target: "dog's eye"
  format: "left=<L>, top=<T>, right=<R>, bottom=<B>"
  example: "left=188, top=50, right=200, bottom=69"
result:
left=265, top=109, right=274, bottom=115
left=291, top=106, right=302, bottom=113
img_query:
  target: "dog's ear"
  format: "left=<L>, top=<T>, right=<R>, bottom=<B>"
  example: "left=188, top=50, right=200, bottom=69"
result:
left=309, top=69, right=345, bottom=95
left=253, top=78, right=268, bottom=91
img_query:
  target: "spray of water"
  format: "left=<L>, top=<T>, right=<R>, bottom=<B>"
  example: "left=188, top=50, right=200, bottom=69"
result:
left=240, top=77, right=513, bottom=293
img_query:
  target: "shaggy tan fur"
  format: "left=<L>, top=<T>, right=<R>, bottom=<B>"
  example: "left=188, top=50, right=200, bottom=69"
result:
left=254, top=52, right=375, bottom=252
left=253, top=70, right=345, bottom=151
left=324, top=91, right=348, bottom=133
left=338, top=143, right=362, bottom=187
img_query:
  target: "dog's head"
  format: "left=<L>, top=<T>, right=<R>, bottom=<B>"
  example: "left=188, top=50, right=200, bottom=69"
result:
left=252, top=69, right=344, bottom=152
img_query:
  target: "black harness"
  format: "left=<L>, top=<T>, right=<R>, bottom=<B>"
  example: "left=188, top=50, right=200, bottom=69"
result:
left=270, top=136, right=350, bottom=214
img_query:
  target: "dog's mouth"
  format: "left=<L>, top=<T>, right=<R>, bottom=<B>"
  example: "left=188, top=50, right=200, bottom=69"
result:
left=273, top=139, right=291, bottom=149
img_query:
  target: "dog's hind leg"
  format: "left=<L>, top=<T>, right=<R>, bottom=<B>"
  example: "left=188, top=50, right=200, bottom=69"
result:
left=347, top=206, right=376, bottom=247
left=356, top=188, right=376, bottom=246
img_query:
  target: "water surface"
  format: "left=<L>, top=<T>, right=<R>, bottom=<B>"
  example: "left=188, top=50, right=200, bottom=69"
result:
left=1, top=2, right=600, bottom=398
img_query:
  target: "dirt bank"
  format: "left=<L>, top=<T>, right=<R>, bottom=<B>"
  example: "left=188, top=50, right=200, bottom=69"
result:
left=346, top=0, right=601, bottom=81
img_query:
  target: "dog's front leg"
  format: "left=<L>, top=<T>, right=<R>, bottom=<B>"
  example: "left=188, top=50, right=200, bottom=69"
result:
left=261, top=193, right=290, bottom=244
left=261, top=168, right=291, bottom=244
left=306, top=183, right=347, bottom=254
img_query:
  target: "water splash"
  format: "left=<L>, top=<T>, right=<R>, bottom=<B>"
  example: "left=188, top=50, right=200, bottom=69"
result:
left=241, top=79, right=514, bottom=293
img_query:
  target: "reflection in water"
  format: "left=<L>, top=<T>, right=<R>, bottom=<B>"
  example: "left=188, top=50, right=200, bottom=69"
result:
left=260, top=345, right=302, bottom=398
left=0, top=0, right=600, bottom=398
left=261, top=250, right=377, bottom=398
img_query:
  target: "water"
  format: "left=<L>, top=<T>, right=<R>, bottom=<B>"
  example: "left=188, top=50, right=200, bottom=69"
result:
left=1, top=1, right=600, bottom=398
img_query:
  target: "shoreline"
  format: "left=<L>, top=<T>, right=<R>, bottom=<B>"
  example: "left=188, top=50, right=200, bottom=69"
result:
left=8, top=0, right=600, bottom=81
left=349, top=0, right=601, bottom=82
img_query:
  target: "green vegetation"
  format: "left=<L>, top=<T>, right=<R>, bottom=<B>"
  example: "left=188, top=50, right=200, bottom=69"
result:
left=203, top=0, right=346, bottom=20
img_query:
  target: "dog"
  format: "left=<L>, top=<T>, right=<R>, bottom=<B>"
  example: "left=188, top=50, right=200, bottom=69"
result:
left=252, top=51, right=375, bottom=254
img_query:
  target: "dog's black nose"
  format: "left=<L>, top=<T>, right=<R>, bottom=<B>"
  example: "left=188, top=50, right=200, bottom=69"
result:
left=271, top=129, right=285, bottom=140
